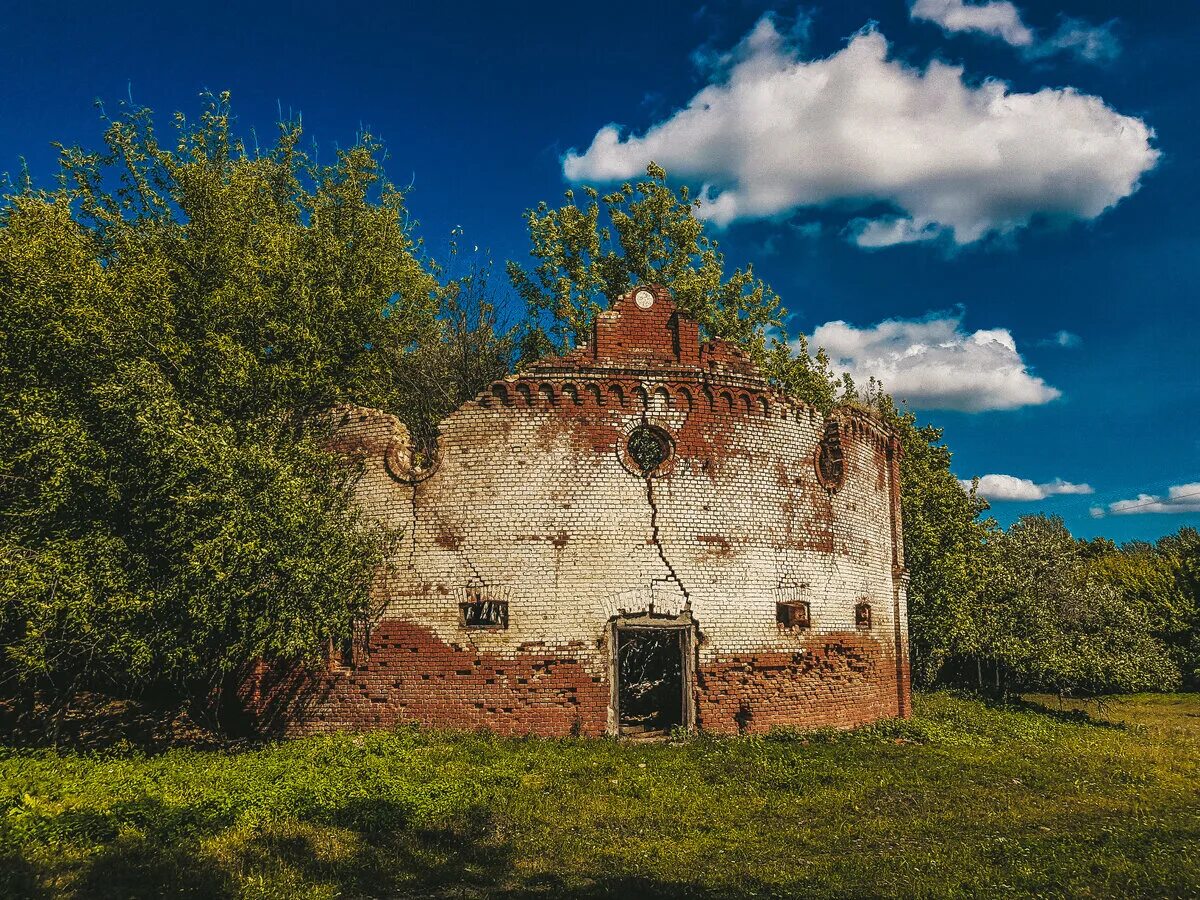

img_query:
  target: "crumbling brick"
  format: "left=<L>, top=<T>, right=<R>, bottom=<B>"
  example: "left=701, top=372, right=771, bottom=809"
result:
left=242, top=285, right=911, bottom=737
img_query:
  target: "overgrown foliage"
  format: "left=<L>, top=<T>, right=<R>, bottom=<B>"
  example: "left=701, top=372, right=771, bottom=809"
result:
left=386, top=259, right=515, bottom=455
left=1087, top=528, right=1200, bottom=685
left=979, top=516, right=1180, bottom=695
left=890, top=415, right=996, bottom=685
left=507, top=163, right=847, bottom=410
left=0, top=94, right=506, bottom=731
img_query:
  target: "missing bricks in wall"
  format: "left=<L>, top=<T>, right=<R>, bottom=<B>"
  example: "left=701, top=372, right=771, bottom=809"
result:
left=258, top=283, right=910, bottom=738
left=816, top=420, right=846, bottom=492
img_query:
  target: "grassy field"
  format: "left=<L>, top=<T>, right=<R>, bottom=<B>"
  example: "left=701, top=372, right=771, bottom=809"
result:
left=1, top=692, right=1197, bottom=899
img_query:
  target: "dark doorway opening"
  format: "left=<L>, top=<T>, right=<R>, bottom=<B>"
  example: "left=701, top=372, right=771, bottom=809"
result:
left=617, top=627, right=685, bottom=737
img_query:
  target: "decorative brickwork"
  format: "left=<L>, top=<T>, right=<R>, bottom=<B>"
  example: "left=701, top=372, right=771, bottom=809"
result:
left=241, top=284, right=911, bottom=737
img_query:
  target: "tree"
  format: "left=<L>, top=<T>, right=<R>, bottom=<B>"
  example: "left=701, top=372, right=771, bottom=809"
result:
left=891, top=415, right=996, bottom=685
left=1156, top=528, right=1200, bottom=684
left=0, top=93, right=447, bottom=731
left=507, top=163, right=845, bottom=410
left=980, top=516, right=1179, bottom=697
left=383, top=256, right=516, bottom=457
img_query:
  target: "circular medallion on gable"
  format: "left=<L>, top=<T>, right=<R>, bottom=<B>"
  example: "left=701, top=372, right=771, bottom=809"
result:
left=634, top=288, right=655, bottom=309
left=621, top=423, right=674, bottom=478
left=628, top=425, right=668, bottom=473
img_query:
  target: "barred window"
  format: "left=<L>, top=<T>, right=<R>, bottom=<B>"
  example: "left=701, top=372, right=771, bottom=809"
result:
left=461, top=592, right=509, bottom=629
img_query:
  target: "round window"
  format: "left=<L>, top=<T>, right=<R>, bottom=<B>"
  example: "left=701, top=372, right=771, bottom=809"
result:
left=627, top=425, right=670, bottom=475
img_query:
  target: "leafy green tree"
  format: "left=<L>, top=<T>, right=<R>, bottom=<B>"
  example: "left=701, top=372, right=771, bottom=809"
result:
left=384, top=258, right=516, bottom=456
left=1149, top=528, right=1200, bottom=684
left=981, top=516, right=1179, bottom=697
left=0, top=94, right=448, bottom=731
left=892, top=417, right=997, bottom=685
left=508, top=163, right=844, bottom=410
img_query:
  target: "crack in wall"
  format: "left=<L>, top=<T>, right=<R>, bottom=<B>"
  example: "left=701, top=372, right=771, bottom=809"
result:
left=424, top=503, right=489, bottom=589
left=644, top=476, right=690, bottom=605
left=455, top=541, right=488, bottom=589
left=406, top=483, right=420, bottom=569
left=407, top=486, right=487, bottom=602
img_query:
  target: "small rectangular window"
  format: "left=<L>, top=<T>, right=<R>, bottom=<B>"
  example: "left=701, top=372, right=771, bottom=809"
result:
left=855, top=601, right=872, bottom=629
left=776, top=600, right=811, bottom=629
left=461, top=593, right=509, bottom=629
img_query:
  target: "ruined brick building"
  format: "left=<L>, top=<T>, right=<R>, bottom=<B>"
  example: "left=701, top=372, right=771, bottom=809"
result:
left=245, top=284, right=911, bottom=737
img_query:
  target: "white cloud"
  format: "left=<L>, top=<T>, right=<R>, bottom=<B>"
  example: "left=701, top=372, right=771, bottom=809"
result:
left=910, top=1, right=1118, bottom=64
left=808, top=310, right=1059, bottom=411
left=1039, top=329, right=1081, bottom=349
left=848, top=216, right=943, bottom=248
left=1099, top=484, right=1200, bottom=517
left=960, top=473, right=1093, bottom=500
left=563, top=18, right=1157, bottom=245
left=910, top=0, right=1032, bottom=47
left=1036, top=17, right=1120, bottom=64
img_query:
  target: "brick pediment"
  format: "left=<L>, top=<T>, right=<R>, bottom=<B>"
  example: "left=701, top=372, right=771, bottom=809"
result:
left=531, top=284, right=758, bottom=379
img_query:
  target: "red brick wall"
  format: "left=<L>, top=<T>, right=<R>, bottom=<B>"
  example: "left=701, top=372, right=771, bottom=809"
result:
left=242, top=622, right=611, bottom=737
left=696, top=634, right=904, bottom=734
left=243, top=624, right=909, bottom=737
left=245, top=285, right=911, bottom=737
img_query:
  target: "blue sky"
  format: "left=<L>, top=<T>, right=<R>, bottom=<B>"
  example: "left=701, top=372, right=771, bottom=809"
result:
left=2, top=0, right=1197, bottom=543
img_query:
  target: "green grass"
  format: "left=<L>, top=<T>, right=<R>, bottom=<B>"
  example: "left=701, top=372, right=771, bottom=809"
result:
left=2, top=693, right=1198, bottom=899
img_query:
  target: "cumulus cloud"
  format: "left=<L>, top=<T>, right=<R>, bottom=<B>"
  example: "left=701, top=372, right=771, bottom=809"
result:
left=910, top=0, right=1032, bottom=47
left=1095, top=484, right=1200, bottom=517
left=910, top=1, right=1118, bottom=64
left=959, top=474, right=1093, bottom=501
left=563, top=18, right=1157, bottom=245
left=808, top=310, right=1059, bottom=411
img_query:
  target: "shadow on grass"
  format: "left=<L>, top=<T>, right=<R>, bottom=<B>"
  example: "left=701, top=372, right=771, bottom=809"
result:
left=0, top=692, right=260, bottom=756
left=25, top=794, right=514, bottom=899
left=493, top=876, right=796, bottom=899
left=9, top=790, right=794, bottom=899
left=75, top=835, right=237, bottom=899
left=0, top=851, right=55, bottom=900
left=1011, top=696, right=1127, bottom=730
left=930, top=688, right=1127, bottom=730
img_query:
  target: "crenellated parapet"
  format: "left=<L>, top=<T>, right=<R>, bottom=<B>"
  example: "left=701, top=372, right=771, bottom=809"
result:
left=468, top=283, right=895, bottom=451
